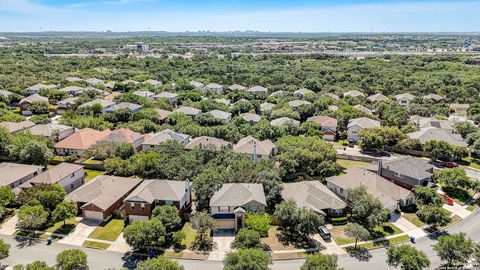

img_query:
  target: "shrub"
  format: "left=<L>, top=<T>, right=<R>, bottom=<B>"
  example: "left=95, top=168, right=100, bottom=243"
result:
left=245, top=213, right=271, bottom=238
left=232, top=229, right=261, bottom=249
left=329, top=216, right=348, bottom=225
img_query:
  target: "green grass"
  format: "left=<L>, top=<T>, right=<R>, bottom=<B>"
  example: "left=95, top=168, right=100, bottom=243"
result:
left=82, top=159, right=103, bottom=165
left=402, top=213, right=425, bottom=227
left=84, top=169, right=106, bottom=182
left=357, top=235, right=410, bottom=249
left=88, top=219, right=125, bottom=241
left=442, top=186, right=473, bottom=205
left=467, top=203, right=479, bottom=212
left=462, top=156, right=480, bottom=170
left=180, top=222, right=197, bottom=249
left=336, top=159, right=369, bottom=169
left=51, top=156, right=65, bottom=162
left=83, top=240, right=110, bottom=249
left=333, top=222, right=402, bottom=246
left=372, top=223, right=402, bottom=236
left=45, top=218, right=79, bottom=234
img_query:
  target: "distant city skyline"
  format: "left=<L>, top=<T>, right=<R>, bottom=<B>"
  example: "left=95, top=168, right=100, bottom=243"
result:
left=0, top=0, right=479, bottom=32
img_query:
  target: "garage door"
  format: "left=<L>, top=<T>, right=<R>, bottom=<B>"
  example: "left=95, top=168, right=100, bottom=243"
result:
left=83, top=210, right=104, bottom=221
left=215, top=219, right=235, bottom=230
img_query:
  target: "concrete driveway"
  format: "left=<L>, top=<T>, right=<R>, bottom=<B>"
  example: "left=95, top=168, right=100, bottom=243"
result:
left=443, top=202, right=471, bottom=219
left=0, top=215, right=18, bottom=236
left=58, top=218, right=100, bottom=246
left=208, top=230, right=235, bottom=261
left=313, top=234, right=346, bottom=255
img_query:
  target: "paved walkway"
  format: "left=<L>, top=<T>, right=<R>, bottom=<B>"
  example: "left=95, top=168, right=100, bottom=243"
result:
left=443, top=202, right=471, bottom=219
left=312, top=234, right=346, bottom=255
left=0, top=215, right=18, bottom=236
left=390, top=213, right=426, bottom=239
left=107, top=233, right=131, bottom=253
left=208, top=231, right=234, bottom=261
left=58, top=219, right=100, bottom=246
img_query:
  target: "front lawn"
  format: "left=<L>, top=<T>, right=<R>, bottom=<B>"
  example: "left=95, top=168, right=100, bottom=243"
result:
left=84, top=240, right=110, bottom=249
left=467, top=203, right=479, bottom=212
left=402, top=213, right=425, bottom=227
left=332, top=222, right=403, bottom=246
left=462, top=156, right=480, bottom=170
left=180, top=222, right=197, bottom=249
left=442, top=186, right=473, bottom=205
left=84, top=169, right=106, bottom=182
left=357, top=235, right=410, bottom=249
left=83, top=158, right=103, bottom=165
left=44, top=218, right=79, bottom=235
left=260, top=226, right=296, bottom=250
left=88, top=219, right=125, bottom=241
left=336, top=159, right=369, bottom=169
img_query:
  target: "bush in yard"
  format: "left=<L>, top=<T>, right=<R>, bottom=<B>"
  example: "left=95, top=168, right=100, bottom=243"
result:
left=13, top=261, right=55, bottom=270
left=55, top=249, right=88, bottom=270
left=329, top=216, right=348, bottom=225
left=301, top=254, right=341, bottom=270
left=433, top=233, right=474, bottom=267
left=245, top=213, right=271, bottom=237
left=435, top=168, right=472, bottom=189
left=123, top=219, right=166, bottom=250
left=172, top=230, right=186, bottom=249
left=347, top=186, right=390, bottom=229
left=224, top=248, right=271, bottom=270
left=416, top=205, right=451, bottom=228
left=412, top=186, right=444, bottom=207
left=232, top=229, right=261, bottom=249
left=52, top=201, right=78, bottom=225
left=0, top=239, right=10, bottom=260
left=152, top=205, right=182, bottom=242
left=387, top=245, right=430, bottom=270
left=344, top=223, right=370, bottom=249
left=136, top=256, right=184, bottom=270
left=191, top=211, right=215, bottom=251
left=17, top=205, right=48, bottom=230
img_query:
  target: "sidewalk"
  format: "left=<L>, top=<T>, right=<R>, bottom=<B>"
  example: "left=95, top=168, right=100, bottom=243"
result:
left=390, top=213, right=426, bottom=239
left=0, top=215, right=18, bottom=236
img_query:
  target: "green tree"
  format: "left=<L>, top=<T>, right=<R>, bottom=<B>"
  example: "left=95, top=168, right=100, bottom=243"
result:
left=274, top=199, right=299, bottom=233
left=223, top=248, right=271, bottom=270
left=17, top=205, right=48, bottom=230
left=0, top=239, right=10, bottom=261
left=123, top=219, right=166, bottom=250
left=473, top=243, right=480, bottom=267
left=136, top=256, right=184, bottom=270
left=52, top=201, right=78, bottom=225
left=151, top=205, right=182, bottom=240
left=386, top=245, right=430, bottom=270
left=55, top=249, right=88, bottom=270
left=412, top=186, right=444, bottom=207
left=344, top=223, right=370, bottom=249
left=424, top=140, right=454, bottom=161
left=192, top=167, right=224, bottom=211
left=435, top=168, right=472, bottom=189
left=297, top=208, right=323, bottom=237
left=0, top=185, right=15, bottom=206
left=0, top=126, right=9, bottom=154
left=244, top=213, right=271, bottom=237
left=232, top=228, right=262, bottom=249
left=19, top=140, right=53, bottom=166
left=433, top=233, right=474, bottom=267
left=416, top=205, right=451, bottom=228
left=30, top=101, right=49, bottom=115
left=455, top=121, right=478, bottom=139
left=347, top=186, right=389, bottom=228
left=358, top=128, right=384, bottom=151
left=13, top=261, right=55, bottom=270
left=191, top=211, right=215, bottom=251
left=301, top=254, right=343, bottom=270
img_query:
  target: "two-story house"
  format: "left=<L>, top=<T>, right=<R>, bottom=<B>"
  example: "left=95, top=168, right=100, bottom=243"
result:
left=20, top=163, right=84, bottom=193
left=347, top=117, right=380, bottom=142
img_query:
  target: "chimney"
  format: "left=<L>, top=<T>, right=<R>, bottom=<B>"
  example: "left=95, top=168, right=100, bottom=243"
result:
left=377, top=160, right=383, bottom=176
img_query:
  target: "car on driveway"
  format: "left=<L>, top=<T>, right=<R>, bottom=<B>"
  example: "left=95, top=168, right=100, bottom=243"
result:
left=439, top=193, right=454, bottom=205
left=318, top=225, right=331, bottom=240
left=442, top=161, right=459, bottom=168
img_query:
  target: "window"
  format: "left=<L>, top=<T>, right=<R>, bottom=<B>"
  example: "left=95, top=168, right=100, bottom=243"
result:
left=141, top=203, right=145, bottom=210
left=246, top=205, right=257, bottom=212
left=165, top=200, right=173, bottom=206
left=394, top=172, right=404, bottom=178
left=219, top=206, right=229, bottom=212
left=130, top=203, right=135, bottom=209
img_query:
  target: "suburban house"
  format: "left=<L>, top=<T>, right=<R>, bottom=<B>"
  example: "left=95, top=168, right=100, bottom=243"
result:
left=154, top=92, right=179, bottom=104
left=141, top=129, right=190, bottom=151
left=210, top=183, right=267, bottom=231
left=347, top=117, right=381, bottom=142
left=65, top=77, right=83, bottom=83
left=174, top=106, right=201, bottom=117
left=449, top=104, right=470, bottom=115
left=155, top=108, right=172, bottom=122
left=343, top=90, right=365, bottom=99
left=233, top=135, right=275, bottom=160
left=85, top=78, right=105, bottom=87
left=394, top=93, right=415, bottom=106
left=407, top=127, right=467, bottom=148
left=364, top=156, right=434, bottom=190
left=144, top=79, right=163, bottom=88
left=18, top=94, right=48, bottom=115
left=0, top=120, right=35, bottom=134
left=185, top=136, right=231, bottom=151
left=288, top=100, right=311, bottom=108
left=59, top=86, right=84, bottom=96
left=423, top=93, right=445, bottom=102
left=0, top=162, right=44, bottom=190
left=190, top=80, right=206, bottom=91
left=214, top=98, right=231, bottom=106
left=270, top=117, right=300, bottom=127
left=205, top=83, right=224, bottom=95
left=323, top=93, right=340, bottom=100
left=282, top=181, right=347, bottom=216
left=27, top=84, right=57, bottom=95
left=66, top=175, right=142, bottom=221
left=79, top=99, right=116, bottom=113
left=100, top=128, right=145, bottom=150
left=367, top=93, right=389, bottom=103
left=104, top=92, right=122, bottom=102
left=0, top=90, right=13, bottom=101
left=260, top=102, right=275, bottom=113
left=240, top=113, right=262, bottom=124
left=19, top=162, right=84, bottom=193
left=410, top=116, right=455, bottom=131
left=294, top=88, right=314, bottom=99
left=105, top=102, right=143, bottom=113
left=121, top=79, right=140, bottom=85
left=247, top=85, right=268, bottom=95
left=227, top=84, right=246, bottom=93
left=354, top=104, right=373, bottom=116
left=326, top=168, right=415, bottom=212
left=124, top=179, right=192, bottom=222
left=306, top=116, right=337, bottom=141
left=208, top=110, right=232, bottom=123
left=133, top=90, right=156, bottom=99
left=57, top=97, right=79, bottom=111
left=28, top=123, right=75, bottom=141
left=54, top=128, right=111, bottom=156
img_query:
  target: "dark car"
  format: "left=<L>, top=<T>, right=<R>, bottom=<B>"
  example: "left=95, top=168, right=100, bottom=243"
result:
left=378, top=151, right=391, bottom=157
left=361, top=149, right=377, bottom=156
left=318, top=226, right=331, bottom=240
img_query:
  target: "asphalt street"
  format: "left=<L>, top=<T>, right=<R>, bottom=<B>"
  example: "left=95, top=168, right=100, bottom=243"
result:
left=1, top=209, right=480, bottom=270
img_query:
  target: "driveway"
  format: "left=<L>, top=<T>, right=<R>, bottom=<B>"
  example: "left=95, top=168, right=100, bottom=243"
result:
left=106, top=233, right=131, bottom=253
left=390, top=213, right=426, bottom=239
left=208, top=230, right=235, bottom=261
left=443, top=202, right=471, bottom=219
left=0, top=215, right=18, bottom=236
left=313, top=234, right=346, bottom=255
left=58, top=218, right=100, bottom=246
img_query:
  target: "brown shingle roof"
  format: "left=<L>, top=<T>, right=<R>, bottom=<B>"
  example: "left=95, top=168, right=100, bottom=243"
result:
left=55, top=128, right=111, bottom=151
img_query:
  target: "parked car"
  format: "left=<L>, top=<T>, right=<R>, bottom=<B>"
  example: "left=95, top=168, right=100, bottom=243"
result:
left=442, top=161, right=458, bottom=168
left=361, top=149, right=377, bottom=156
left=438, top=193, right=454, bottom=205
left=348, top=139, right=355, bottom=148
left=378, top=150, right=391, bottom=157
left=318, top=225, right=331, bottom=240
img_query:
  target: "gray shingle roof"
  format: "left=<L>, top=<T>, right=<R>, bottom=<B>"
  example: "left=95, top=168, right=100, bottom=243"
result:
left=185, top=136, right=231, bottom=151
left=208, top=110, right=231, bottom=120
left=347, top=117, right=380, bottom=129
left=233, top=136, right=274, bottom=156
left=247, top=85, right=268, bottom=93
left=395, top=93, right=415, bottom=100
left=408, top=128, right=467, bottom=147
left=365, top=156, right=433, bottom=180
left=125, top=179, right=189, bottom=203
left=142, top=129, right=189, bottom=146
left=210, top=183, right=266, bottom=207
left=270, top=117, right=300, bottom=127
left=21, top=162, right=83, bottom=187
left=0, top=163, right=44, bottom=186
left=174, top=106, right=201, bottom=116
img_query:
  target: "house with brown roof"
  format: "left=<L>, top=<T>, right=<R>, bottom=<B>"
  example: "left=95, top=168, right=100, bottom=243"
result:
left=210, top=183, right=266, bottom=231
left=66, top=175, right=142, bottom=221
left=19, top=162, right=84, bottom=193
left=124, top=179, right=192, bottom=222
left=19, top=94, right=48, bottom=115
left=423, top=93, right=445, bottom=102
left=233, top=136, right=274, bottom=160
left=322, top=93, right=340, bottom=100
left=57, top=97, right=79, bottom=112
left=306, top=116, right=338, bottom=141
left=0, top=121, right=35, bottom=134
left=326, top=168, right=414, bottom=212
left=100, top=128, right=145, bottom=150
left=367, top=93, right=389, bottom=103
left=185, top=136, right=231, bottom=151
left=0, top=162, right=44, bottom=190
left=155, top=109, right=172, bottom=122
left=54, top=128, right=111, bottom=156
left=354, top=104, right=373, bottom=116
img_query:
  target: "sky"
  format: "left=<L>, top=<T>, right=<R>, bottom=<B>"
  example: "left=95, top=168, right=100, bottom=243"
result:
left=0, top=0, right=479, bottom=32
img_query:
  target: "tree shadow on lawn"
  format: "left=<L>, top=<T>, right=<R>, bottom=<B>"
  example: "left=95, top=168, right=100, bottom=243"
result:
left=276, top=229, right=324, bottom=250
left=14, top=233, right=42, bottom=248
left=51, top=224, right=76, bottom=236
left=345, top=247, right=372, bottom=262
